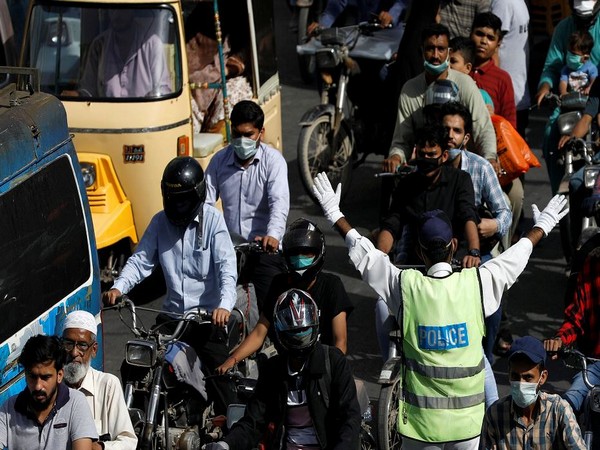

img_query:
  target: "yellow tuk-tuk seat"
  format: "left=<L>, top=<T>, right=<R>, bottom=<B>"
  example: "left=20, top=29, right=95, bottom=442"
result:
left=193, top=132, right=224, bottom=158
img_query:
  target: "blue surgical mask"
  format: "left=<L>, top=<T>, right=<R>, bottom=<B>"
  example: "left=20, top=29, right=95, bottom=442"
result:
left=424, top=57, right=449, bottom=76
left=566, top=51, right=585, bottom=71
left=232, top=134, right=260, bottom=160
left=447, top=148, right=462, bottom=161
left=289, top=255, right=315, bottom=270
left=510, top=381, right=540, bottom=408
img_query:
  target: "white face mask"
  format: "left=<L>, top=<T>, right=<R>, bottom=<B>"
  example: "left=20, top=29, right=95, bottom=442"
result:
left=510, top=381, right=540, bottom=408
left=574, top=0, right=597, bottom=16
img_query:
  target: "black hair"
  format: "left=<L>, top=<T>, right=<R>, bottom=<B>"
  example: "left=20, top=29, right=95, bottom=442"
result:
left=421, top=23, right=450, bottom=46
left=19, top=335, right=65, bottom=372
left=420, top=239, right=453, bottom=264
left=569, top=30, right=594, bottom=55
left=449, top=36, right=476, bottom=66
left=414, top=124, right=448, bottom=149
left=230, top=100, right=265, bottom=129
left=441, top=101, right=473, bottom=135
left=471, top=12, right=503, bottom=39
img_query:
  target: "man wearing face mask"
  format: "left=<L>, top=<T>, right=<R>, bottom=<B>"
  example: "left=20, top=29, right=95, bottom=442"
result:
left=205, top=100, right=290, bottom=311
left=383, top=23, right=498, bottom=176
left=483, top=336, right=587, bottom=450
left=378, top=124, right=481, bottom=268
left=216, top=218, right=353, bottom=374
left=103, top=156, right=238, bottom=415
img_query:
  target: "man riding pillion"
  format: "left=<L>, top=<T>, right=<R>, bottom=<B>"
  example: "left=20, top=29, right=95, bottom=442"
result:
left=312, top=172, right=568, bottom=449
left=205, top=289, right=361, bottom=450
left=103, top=156, right=238, bottom=415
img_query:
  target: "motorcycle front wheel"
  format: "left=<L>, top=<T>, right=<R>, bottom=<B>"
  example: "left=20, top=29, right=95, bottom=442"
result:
left=297, top=114, right=353, bottom=203
left=377, top=379, right=402, bottom=450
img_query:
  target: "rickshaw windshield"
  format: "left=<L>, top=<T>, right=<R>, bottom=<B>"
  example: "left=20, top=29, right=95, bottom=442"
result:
left=25, top=3, right=182, bottom=101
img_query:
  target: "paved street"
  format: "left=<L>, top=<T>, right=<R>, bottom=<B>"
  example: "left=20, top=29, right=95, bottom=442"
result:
left=103, top=1, right=580, bottom=438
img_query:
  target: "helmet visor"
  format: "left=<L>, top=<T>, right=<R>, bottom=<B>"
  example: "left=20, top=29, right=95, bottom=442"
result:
left=163, top=190, right=201, bottom=225
left=274, top=302, right=319, bottom=332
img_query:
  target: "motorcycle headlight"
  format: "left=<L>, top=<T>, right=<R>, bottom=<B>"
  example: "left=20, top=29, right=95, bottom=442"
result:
left=126, top=340, right=157, bottom=368
left=80, top=162, right=97, bottom=188
left=557, top=111, right=582, bottom=136
left=584, top=166, right=600, bottom=189
left=316, top=48, right=342, bottom=69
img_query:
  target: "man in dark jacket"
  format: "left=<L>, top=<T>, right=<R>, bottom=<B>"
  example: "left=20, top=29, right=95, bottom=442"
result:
left=206, top=289, right=361, bottom=450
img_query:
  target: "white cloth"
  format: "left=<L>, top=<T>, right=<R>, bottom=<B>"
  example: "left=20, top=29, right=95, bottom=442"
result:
left=64, top=310, right=98, bottom=336
left=344, top=228, right=533, bottom=320
left=492, top=0, right=531, bottom=110
left=78, top=368, right=137, bottom=450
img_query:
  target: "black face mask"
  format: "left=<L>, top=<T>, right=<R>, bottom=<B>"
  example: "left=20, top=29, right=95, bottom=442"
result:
left=415, top=156, right=442, bottom=174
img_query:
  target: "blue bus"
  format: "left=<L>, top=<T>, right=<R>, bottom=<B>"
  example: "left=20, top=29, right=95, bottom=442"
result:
left=0, top=68, right=101, bottom=405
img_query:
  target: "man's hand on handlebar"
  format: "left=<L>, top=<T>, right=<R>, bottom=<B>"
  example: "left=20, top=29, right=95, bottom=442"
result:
left=535, top=83, right=551, bottom=108
left=102, top=288, right=122, bottom=306
left=255, top=235, right=279, bottom=253
left=382, top=154, right=403, bottom=173
left=378, top=11, right=393, bottom=28
left=212, top=308, right=230, bottom=328
left=216, top=356, right=237, bottom=375
left=307, top=21, right=320, bottom=37
left=543, top=337, right=563, bottom=360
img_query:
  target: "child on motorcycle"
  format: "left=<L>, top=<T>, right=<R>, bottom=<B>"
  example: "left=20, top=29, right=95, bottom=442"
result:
left=559, top=30, right=597, bottom=96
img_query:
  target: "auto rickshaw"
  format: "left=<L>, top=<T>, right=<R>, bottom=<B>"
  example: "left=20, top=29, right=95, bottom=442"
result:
left=19, top=0, right=282, bottom=282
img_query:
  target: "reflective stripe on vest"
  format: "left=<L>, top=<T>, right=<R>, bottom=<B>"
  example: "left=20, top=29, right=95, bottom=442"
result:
left=399, top=268, right=485, bottom=443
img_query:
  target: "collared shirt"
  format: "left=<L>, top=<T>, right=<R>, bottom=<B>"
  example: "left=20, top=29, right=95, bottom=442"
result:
left=344, top=227, right=534, bottom=320
left=205, top=143, right=289, bottom=242
left=113, top=203, right=237, bottom=315
left=0, top=383, right=98, bottom=449
left=482, top=392, right=587, bottom=450
left=557, top=249, right=600, bottom=358
left=77, top=368, right=137, bottom=450
left=459, top=150, right=512, bottom=237
left=389, top=69, right=497, bottom=162
left=319, top=0, right=408, bottom=28
left=440, top=0, right=491, bottom=38
left=472, top=60, right=517, bottom=128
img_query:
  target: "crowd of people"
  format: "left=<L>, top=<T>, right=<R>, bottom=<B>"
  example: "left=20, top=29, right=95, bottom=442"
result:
left=3, top=0, right=600, bottom=449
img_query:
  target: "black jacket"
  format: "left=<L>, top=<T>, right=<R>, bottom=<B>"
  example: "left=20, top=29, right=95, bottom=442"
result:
left=223, top=343, right=361, bottom=449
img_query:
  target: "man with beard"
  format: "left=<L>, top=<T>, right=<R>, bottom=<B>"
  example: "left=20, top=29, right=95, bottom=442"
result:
left=62, top=311, right=137, bottom=450
left=0, top=334, right=97, bottom=449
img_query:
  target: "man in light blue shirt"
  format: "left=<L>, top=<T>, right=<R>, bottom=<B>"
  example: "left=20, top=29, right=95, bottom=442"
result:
left=104, top=156, right=237, bottom=414
left=205, top=100, right=289, bottom=310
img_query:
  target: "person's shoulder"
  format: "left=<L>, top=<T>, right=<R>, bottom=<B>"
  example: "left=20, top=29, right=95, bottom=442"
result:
left=317, top=271, right=343, bottom=284
left=259, top=144, right=285, bottom=163
left=486, top=395, right=512, bottom=417
left=402, top=73, right=427, bottom=95
left=540, top=391, right=573, bottom=410
left=67, top=386, right=89, bottom=407
left=448, top=69, right=479, bottom=91
left=92, top=368, right=120, bottom=386
left=210, top=145, right=234, bottom=165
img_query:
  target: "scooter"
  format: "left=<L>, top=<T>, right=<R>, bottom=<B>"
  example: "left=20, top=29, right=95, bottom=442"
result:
left=296, top=21, right=403, bottom=202
left=560, top=348, right=600, bottom=450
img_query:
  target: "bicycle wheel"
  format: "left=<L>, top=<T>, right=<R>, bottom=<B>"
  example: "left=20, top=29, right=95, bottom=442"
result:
left=297, top=114, right=353, bottom=202
left=377, top=379, right=402, bottom=450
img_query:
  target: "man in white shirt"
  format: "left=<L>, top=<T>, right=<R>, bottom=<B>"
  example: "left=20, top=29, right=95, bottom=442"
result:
left=312, top=172, right=568, bottom=449
left=62, top=311, right=137, bottom=450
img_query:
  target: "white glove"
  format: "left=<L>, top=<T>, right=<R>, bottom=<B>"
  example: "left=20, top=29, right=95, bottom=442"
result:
left=532, top=194, right=569, bottom=236
left=203, top=442, right=229, bottom=450
left=312, top=172, right=344, bottom=225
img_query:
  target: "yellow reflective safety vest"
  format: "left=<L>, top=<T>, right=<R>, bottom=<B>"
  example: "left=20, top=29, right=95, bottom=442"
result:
left=398, top=268, right=486, bottom=442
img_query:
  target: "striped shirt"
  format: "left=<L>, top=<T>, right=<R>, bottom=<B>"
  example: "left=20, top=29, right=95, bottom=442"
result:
left=482, top=392, right=587, bottom=450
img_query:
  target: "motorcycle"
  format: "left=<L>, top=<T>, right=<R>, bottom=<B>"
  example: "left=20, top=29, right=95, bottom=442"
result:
left=294, top=0, right=324, bottom=84
left=560, top=348, right=600, bottom=450
left=105, top=296, right=252, bottom=450
left=544, top=92, right=598, bottom=261
left=296, top=21, right=404, bottom=202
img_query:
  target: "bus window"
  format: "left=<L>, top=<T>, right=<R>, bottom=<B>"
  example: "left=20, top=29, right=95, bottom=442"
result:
left=25, top=4, right=182, bottom=100
left=0, top=156, right=92, bottom=343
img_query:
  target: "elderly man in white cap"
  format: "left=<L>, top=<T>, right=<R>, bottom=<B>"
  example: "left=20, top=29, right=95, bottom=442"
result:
left=62, top=310, right=137, bottom=450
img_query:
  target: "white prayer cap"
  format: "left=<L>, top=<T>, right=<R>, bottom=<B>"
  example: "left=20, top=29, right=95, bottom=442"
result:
left=63, top=310, right=98, bottom=336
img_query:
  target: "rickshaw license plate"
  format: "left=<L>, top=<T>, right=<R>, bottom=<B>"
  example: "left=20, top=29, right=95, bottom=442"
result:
left=123, top=145, right=145, bottom=163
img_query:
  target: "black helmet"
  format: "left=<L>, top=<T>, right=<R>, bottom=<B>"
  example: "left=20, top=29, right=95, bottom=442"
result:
left=282, top=218, right=325, bottom=286
left=273, top=289, right=320, bottom=357
left=161, top=157, right=206, bottom=226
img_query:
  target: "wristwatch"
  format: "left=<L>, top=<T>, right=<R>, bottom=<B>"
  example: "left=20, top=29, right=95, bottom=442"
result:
left=468, top=249, right=481, bottom=258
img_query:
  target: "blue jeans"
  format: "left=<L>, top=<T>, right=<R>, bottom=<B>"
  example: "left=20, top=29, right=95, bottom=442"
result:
left=564, top=360, right=600, bottom=414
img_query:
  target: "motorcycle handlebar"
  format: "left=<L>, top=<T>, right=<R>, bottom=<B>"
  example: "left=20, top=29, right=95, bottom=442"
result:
left=558, top=347, right=600, bottom=390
